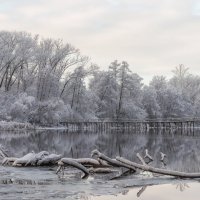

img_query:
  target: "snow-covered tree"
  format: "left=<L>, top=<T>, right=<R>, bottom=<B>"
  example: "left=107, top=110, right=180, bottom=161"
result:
left=89, top=70, right=118, bottom=119
left=142, top=86, right=161, bottom=118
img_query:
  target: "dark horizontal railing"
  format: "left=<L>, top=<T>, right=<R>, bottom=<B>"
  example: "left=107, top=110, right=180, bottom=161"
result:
left=60, top=117, right=200, bottom=123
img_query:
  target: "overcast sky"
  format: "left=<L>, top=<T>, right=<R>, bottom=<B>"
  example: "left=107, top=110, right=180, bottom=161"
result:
left=0, top=0, right=200, bottom=82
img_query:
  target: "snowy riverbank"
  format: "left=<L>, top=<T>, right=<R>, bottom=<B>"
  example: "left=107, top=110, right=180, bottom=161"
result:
left=0, top=121, right=35, bottom=131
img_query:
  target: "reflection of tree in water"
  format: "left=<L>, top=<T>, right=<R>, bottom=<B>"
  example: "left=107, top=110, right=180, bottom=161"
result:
left=173, top=181, right=190, bottom=192
left=74, top=193, right=91, bottom=200
left=137, top=186, right=147, bottom=197
left=1, top=129, right=200, bottom=172
left=133, top=181, right=190, bottom=198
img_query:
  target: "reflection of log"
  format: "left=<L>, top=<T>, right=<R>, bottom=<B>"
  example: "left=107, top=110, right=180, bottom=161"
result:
left=144, top=149, right=153, bottom=164
left=137, top=153, right=146, bottom=166
left=160, top=152, right=167, bottom=165
left=110, top=169, right=135, bottom=180
left=89, top=167, right=119, bottom=174
left=144, top=149, right=153, bottom=161
left=57, top=158, right=89, bottom=179
left=137, top=186, right=147, bottom=197
left=116, top=157, right=200, bottom=178
left=91, top=149, right=136, bottom=172
left=160, top=152, right=166, bottom=162
left=0, top=146, right=9, bottom=158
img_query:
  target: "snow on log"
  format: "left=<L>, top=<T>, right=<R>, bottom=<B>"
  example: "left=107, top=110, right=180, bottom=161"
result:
left=2, top=157, right=17, bottom=165
left=57, top=158, right=89, bottom=179
left=91, top=149, right=136, bottom=172
left=88, top=167, right=119, bottom=174
left=110, top=168, right=135, bottom=180
left=12, top=152, right=36, bottom=166
left=144, top=149, right=153, bottom=163
left=136, top=153, right=147, bottom=166
left=0, top=146, right=9, bottom=158
left=37, top=154, right=62, bottom=166
left=160, top=152, right=167, bottom=162
left=116, top=156, right=200, bottom=178
left=74, top=158, right=103, bottom=167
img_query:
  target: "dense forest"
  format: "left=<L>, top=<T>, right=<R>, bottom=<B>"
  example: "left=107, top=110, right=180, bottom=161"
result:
left=0, top=31, right=199, bottom=125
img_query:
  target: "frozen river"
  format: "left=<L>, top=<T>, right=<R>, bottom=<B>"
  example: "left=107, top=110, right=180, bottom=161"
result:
left=0, top=129, right=200, bottom=199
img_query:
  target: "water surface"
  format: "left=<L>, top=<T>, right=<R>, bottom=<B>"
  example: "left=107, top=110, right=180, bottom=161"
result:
left=0, top=128, right=200, bottom=199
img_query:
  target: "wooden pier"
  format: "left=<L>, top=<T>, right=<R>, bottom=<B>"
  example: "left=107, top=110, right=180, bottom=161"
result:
left=59, top=118, right=197, bottom=132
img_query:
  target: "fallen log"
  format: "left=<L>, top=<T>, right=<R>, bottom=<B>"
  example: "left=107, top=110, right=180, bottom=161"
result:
left=37, top=154, right=62, bottom=166
left=0, top=146, right=9, bottom=158
left=12, top=151, right=50, bottom=166
left=12, top=152, right=36, bottom=166
left=2, top=157, right=17, bottom=165
left=160, top=152, right=167, bottom=166
left=116, top=156, right=200, bottom=178
left=137, top=153, right=147, bottom=166
left=144, top=149, right=153, bottom=161
left=4, top=148, right=200, bottom=180
left=57, top=158, right=89, bottom=179
left=98, top=158, right=110, bottom=167
left=74, top=158, right=110, bottom=168
left=110, top=169, right=135, bottom=180
left=160, top=152, right=166, bottom=162
left=88, top=167, right=119, bottom=174
left=143, top=149, right=153, bottom=164
left=25, top=151, right=49, bottom=166
left=91, top=149, right=136, bottom=172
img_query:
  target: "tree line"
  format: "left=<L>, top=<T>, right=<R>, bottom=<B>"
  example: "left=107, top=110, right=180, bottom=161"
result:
left=0, top=31, right=199, bottom=125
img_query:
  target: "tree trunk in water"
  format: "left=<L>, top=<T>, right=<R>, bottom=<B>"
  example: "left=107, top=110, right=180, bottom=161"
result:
left=116, top=156, right=200, bottom=178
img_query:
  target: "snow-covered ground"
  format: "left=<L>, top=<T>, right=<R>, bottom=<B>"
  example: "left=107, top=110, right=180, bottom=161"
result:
left=0, top=121, right=35, bottom=131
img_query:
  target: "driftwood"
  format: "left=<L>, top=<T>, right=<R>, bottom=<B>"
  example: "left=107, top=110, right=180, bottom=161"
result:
left=160, top=152, right=167, bottom=166
left=74, top=158, right=110, bottom=168
left=13, top=152, right=36, bottom=166
left=143, top=149, right=153, bottom=164
left=144, top=149, right=153, bottom=161
left=116, top=155, right=200, bottom=178
left=0, top=146, right=9, bottom=158
left=57, top=158, right=89, bottom=179
left=137, top=153, right=147, bottom=166
left=110, top=169, right=135, bottom=180
left=25, top=151, right=50, bottom=166
left=12, top=151, right=50, bottom=166
left=75, top=158, right=100, bottom=166
left=2, top=151, right=59, bottom=167
left=3, top=148, right=200, bottom=180
left=91, top=149, right=136, bottom=172
left=88, top=167, right=119, bottom=174
left=37, top=154, right=62, bottom=166
left=2, top=157, right=17, bottom=165
left=160, top=152, right=166, bottom=161
left=137, top=186, right=147, bottom=197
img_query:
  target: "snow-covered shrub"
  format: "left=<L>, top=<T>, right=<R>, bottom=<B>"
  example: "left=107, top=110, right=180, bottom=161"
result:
left=31, top=98, right=72, bottom=126
left=0, top=91, right=16, bottom=121
left=10, top=93, right=36, bottom=122
left=122, top=101, right=147, bottom=120
left=0, top=121, right=34, bottom=130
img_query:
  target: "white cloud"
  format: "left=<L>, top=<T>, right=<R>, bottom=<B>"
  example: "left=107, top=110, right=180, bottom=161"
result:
left=0, top=0, right=200, bottom=83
